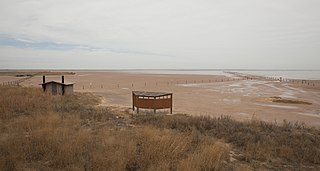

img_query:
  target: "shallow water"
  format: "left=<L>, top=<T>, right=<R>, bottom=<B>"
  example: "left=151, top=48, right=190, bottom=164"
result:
left=122, top=70, right=320, bottom=80
left=235, top=70, right=320, bottom=80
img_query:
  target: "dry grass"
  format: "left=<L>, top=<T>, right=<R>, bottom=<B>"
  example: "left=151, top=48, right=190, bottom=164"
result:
left=266, top=96, right=312, bottom=105
left=1, top=86, right=320, bottom=170
left=0, top=87, right=230, bottom=171
left=270, top=96, right=312, bottom=105
left=0, top=71, right=75, bottom=77
left=0, top=87, right=51, bottom=119
left=134, top=114, right=320, bottom=169
left=272, top=99, right=312, bottom=105
left=178, top=140, right=230, bottom=171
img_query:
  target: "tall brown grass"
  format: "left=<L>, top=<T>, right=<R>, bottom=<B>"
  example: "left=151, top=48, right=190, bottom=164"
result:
left=134, top=114, right=320, bottom=168
left=0, top=87, right=51, bottom=119
left=1, top=86, right=320, bottom=170
left=0, top=87, right=230, bottom=170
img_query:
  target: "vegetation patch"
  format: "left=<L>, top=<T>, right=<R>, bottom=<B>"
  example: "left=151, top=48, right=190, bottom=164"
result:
left=271, top=96, right=312, bottom=105
left=0, top=71, right=75, bottom=77
left=1, top=87, right=320, bottom=170
left=258, top=96, right=312, bottom=105
left=0, top=87, right=230, bottom=171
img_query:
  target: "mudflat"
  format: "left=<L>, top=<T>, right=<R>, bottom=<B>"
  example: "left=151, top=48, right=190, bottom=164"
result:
left=3, top=71, right=320, bottom=127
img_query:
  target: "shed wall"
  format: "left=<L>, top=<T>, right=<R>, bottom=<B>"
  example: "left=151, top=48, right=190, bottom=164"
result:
left=64, top=85, right=74, bottom=95
left=43, top=83, right=63, bottom=95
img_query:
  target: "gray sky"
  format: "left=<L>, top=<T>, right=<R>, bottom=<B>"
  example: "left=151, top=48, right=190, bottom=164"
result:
left=0, top=0, right=319, bottom=69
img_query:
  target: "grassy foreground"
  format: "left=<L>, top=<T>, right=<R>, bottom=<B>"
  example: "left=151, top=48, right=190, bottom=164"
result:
left=0, top=87, right=320, bottom=170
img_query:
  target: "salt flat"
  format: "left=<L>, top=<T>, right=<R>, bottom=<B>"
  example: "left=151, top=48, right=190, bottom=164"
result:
left=2, top=71, right=320, bottom=127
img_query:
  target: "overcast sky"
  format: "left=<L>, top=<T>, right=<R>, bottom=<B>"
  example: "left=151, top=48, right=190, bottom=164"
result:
left=0, top=0, right=319, bottom=69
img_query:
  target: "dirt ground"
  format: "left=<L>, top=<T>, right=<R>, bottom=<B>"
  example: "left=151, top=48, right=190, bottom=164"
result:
left=2, top=71, right=320, bottom=128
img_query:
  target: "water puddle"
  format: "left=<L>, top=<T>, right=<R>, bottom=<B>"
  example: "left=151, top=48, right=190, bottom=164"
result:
left=296, top=112, right=320, bottom=117
left=254, top=103, right=298, bottom=109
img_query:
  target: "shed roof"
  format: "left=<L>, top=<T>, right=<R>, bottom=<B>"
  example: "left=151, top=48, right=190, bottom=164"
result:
left=40, top=81, right=74, bottom=86
left=133, top=91, right=172, bottom=97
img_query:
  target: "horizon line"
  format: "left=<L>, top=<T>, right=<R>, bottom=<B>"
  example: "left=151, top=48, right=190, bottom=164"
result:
left=1, top=68, right=320, bottom=71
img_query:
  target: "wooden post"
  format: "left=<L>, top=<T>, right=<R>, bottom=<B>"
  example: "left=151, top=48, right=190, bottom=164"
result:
left=132, top=92, right=135, bottom=111
left=170, top=94, right=173, bottom=114
left=153, top=97, right=156, bottom=114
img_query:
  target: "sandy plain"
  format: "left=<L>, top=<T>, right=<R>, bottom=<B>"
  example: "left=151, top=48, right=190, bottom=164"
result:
left=2, top=71, right=320, bottom=128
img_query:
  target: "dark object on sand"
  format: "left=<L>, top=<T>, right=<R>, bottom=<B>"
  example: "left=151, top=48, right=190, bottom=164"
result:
left=40, top=76, right=74, bottom=95
left=132, top=91, right=173, bottom=114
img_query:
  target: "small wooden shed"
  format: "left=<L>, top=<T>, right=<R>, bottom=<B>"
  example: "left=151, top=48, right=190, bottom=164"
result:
left=132, top=91, right=173, bottom=114
left=40, top=76, right=74, bottom=95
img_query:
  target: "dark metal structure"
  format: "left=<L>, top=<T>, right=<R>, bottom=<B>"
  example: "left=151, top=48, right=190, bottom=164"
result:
left=40, top=76, right=74, bottom=95
left=132, top=91, right=173, bottom=114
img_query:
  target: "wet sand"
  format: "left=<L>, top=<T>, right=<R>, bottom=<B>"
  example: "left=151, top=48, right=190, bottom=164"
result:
left=2, top=71, right=320, bottom=127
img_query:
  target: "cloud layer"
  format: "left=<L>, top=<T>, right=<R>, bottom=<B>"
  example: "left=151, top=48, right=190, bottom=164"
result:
left=0, top=0, right=320, bottom=69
